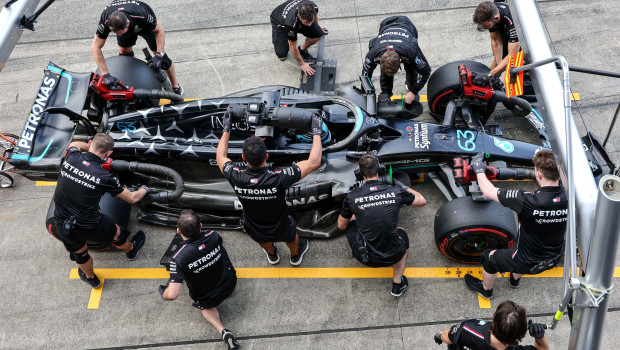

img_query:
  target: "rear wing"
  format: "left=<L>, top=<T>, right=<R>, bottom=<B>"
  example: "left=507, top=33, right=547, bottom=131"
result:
left=9, top=62, right=91, bottom=177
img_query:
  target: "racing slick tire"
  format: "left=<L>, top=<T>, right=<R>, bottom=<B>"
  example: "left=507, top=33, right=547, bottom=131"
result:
left=434, top=196, right=516, bottom=264
left=427, top=60, right=497, bottom=124
left=45, top=193, right=132, bottom=250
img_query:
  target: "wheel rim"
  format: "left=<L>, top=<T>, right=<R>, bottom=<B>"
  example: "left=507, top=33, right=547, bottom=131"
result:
left=0, top=173, right=13, bottom=188
left=447, top=228, right=511, bottom=263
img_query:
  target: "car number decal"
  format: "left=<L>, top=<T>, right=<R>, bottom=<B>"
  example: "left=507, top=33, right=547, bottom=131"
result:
left=457, top=130, right=476, bottom=151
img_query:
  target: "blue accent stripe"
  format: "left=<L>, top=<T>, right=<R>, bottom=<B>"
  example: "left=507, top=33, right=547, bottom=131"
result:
left=532, top=108, right=544, bottom=122
left=354, top=107, right=364, bottom=132
left=47, top=66, right=72, bottom=104
left=10, top=139, right=54, bottom=162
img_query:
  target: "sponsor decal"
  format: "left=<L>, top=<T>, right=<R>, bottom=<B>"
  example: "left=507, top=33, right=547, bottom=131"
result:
left=370, top=186, right=377, bottom=191
left=553, top=197, right=561, bottom=203
left=493, top=137, right=515, bottom=153
left=382, top=158, right=430, bottom=166
left=415, top=56, right=426, bottom=69
left=17, top=75, right=57, bottom=151
left=406, top=125, right=413, bottom=141
left=457, top=130, right=476, bottom=151
left=413, top=124, right=430, bottom=149
left=82, top=161, right=90, bottom=166
left=287, top=194, right=329, bottom=207
left=198, top=244, right=206, bottom=251
left=250, top=178, right=258, bottom=184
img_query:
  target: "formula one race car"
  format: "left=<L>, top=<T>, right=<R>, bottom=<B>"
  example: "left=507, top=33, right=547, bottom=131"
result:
left=3, top=57, right=615, bottom=264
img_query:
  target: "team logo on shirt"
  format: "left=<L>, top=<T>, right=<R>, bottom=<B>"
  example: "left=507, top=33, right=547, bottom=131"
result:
left=370, top=186, right=378, bottom=191
left=198, top=244, right=206, bottom=251
left=553, top=197, right=561, bottom=203
left=250, top=178, right=258, bottom=183
left=82, top=161, right=90, bottom=166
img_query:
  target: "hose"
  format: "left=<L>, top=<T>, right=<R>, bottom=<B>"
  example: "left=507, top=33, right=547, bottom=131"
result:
left=133, top=88, right=184, bottom=103
left=109, top=160, right=184, bottom=203
left=493, top=91, right=532, bottom=117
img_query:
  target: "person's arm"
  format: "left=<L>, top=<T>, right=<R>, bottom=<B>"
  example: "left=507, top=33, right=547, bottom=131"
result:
left=116, top=187, right=148, bottom=204
left=407, top=187, right=426, bottom=207
left=491, top=41, right=520, bottom=76
left=404, top=49, right=432, bottom=104
left=68, top=141, right=89, bottom=152
left=337, top=215, right=350, bottom=231
left=216, top=132, right=232, bottom=173
left=476, top=172, right=500, bottom=202
left=489, top=31, right=504, bottom=73
left=161, top=282, right=182, bottom=300
left=295, top=114, right=323, bottom=179
left=534, top=336, right=549, bottom=350
left=91, top=36, right=109, bottom=75
left=152, top=22, right=166, bottom=53
left=290, top=40, right=315, bottom=76
left=440, top=329, right=453, bottom=344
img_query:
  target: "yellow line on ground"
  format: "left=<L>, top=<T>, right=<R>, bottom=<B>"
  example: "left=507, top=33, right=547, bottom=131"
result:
left=88, top=280, right=104, bottom=309
left=478, top=295, right=491, bottom=309
left=571, top=93, right=580, bottom=101
left=410, top=173, right=425, bottom=183
left=390, top=94, right=428, bottom=103
left=35, top=181, right=57, bottom=186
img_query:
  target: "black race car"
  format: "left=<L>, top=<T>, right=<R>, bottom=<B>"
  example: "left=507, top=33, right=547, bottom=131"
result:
left=4, top=56, right=614, bottom=264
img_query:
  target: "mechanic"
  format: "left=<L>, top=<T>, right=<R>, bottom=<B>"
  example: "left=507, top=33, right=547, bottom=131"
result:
left=53, top=133, right=148, bottom=289
left=270, top=0, right=328, bottom=76
left=473, top=1, right=520, bottom=77
left=434, top=300, right=550, bottom=350
left=92, top=0, right=183, bottom=96
left=216, top=110, right=323, bottom=265
left=464, top=150, right=567, bottom=299
left=159, top=210, right=240, bottom=350
left=337, top=154, right=426, bottom=296
left=362, top=15, right=432, bottom=104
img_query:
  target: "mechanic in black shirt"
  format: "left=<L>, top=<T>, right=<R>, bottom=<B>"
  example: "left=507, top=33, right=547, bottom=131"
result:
left=159, top=210, right=240, bottom=350
left=337, top=154, right=426, bottom=296
left=434, top=300, right=549, bottom=350
left=362, top=16, right=432, bottom=104
left=464, top=150, right=568, bottom=299
left=473, top=1, right=521, bottom=77
left=216, top=111, right=323, bottom=265
left=53, top=133, right=148, bottom=289
left=270, top=0, right=327, bottom=76
left=92, top=0, right=183, bottom=95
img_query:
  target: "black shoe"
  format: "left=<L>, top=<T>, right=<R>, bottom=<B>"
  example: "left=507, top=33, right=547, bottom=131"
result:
left=126, top=230, right=146, bottom=261
left=262, top=245, right=280, bottom=265
left=298, top=46, right=315, bottom=61
left=464, top=274, right=493, bottom=299
left=290, top=238, right=309, bottom=266
left=78, top=268, right=101, bottom=289
left=391, top=276, right=409, bottom=297
left=172, top=85, right=184, bottom=97
left=509, top=273, right=520, bottom=289
left=222, top=329, right=241, bottom=350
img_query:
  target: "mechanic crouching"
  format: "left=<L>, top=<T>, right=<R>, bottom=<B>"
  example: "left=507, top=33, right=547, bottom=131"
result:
left=337, top=155, right=426, bottom=296
left=362, top=15, right=432, bottom=104
left=464, top=150, right=568, bottom=299
left=434, top=300, right=550, bottom=350
left=216, top=110, right=323, bottom=266
left=53, top=133, right=148, bottom=289
left=159, top=210, right=240, bottom=350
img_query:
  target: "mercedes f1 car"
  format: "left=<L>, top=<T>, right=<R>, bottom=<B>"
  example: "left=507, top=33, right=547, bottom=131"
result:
left=3, top=56, right=615, bottom=264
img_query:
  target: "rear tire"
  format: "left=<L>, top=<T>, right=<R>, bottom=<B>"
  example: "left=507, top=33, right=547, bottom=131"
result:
left=434, top=196, right=516, bottom=263
left=427, top=61, right=496, bottom=123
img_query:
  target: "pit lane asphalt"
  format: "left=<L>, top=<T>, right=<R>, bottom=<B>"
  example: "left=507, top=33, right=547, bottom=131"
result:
left=1, top=1, right=619, bottom=349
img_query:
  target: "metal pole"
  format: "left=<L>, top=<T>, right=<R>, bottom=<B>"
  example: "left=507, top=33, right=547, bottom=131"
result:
left=0, top=0, right=41, bottom=72
left=508, top=0, right=598, bottom=268
left=569, top=176, right=620, bottom=349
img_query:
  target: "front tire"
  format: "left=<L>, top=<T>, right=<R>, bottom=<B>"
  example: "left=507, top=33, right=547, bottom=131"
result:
left=434, top=196, right=516, bottom=263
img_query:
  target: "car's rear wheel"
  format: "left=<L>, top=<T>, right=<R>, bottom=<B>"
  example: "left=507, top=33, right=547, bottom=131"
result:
left=0, top=171, right=13, bottom=188
left=427, top=60, right=497, bottom=124
left=434, top=196, right=516, bottom=263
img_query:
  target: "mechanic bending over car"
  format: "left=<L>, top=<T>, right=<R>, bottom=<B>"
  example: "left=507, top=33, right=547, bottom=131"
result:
left=337, top=155, right=426, bottom=297
left=53, top=133, right=148, bottom=289
left=216, top=110, right=323, bottom=266
left=159, top=210, right=240, bottom=350
left=464, top=150, right=568, bottom=299
left=473, top=1, right=520, bottom=77
left=270, top=0, right=328, bottom=76
left=362, top=15, right=432, bottom=104
left=434, top=300, right=550, bottom=350
left=91, top=0, right=183, bottom=96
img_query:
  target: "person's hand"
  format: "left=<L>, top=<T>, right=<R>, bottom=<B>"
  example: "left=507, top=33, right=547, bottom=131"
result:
left=434, top=331, right=443, bottom=345
left=471, top=154, right=487, bottom=174
left=102, top=73, right=119, bottom=88
left=321, top=26, right=328, bottom=35
left=311, top=113, right=323, bottom=135
left=528, top=320, right=546, bottom=339
left=222, top=110, right=232, bottom=133
left=404, top=91, right=416, bottom=104
left=301, top=62, right=315, bottom=76
left=139, top=185, right=150, bottom=193
left=158, top=284, right=168, bottom=297
left=147, top=53, right=163, bottom=70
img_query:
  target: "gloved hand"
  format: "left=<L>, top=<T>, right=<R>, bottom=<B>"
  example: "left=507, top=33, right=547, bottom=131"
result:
left=222, top=110, right=232, bottom=133
left=471, top=154, right=487, bottom=174
left=147, top=53, right=163, bottom=70
left=102, top=73, right=119, bottom=88
left=158, top=284, right=168, bottom=297
left=528, top=320, right=546, bottom=339
left=139, top=185, right=150, bottom=193
left=434, top=331, right=443, bottom=345
left=311, top=113, right=323, bottom=135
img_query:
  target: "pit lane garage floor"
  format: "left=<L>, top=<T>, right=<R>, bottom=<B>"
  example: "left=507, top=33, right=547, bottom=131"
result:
left=1, top=0, right=619, bottom=349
